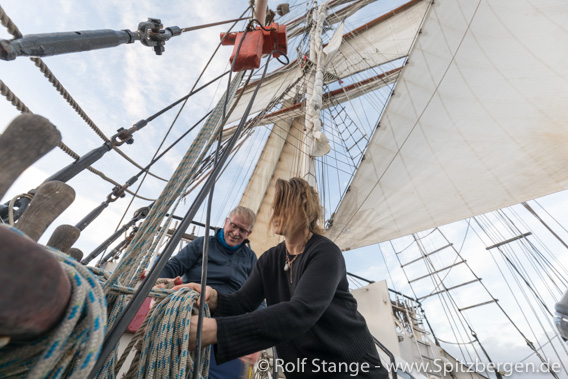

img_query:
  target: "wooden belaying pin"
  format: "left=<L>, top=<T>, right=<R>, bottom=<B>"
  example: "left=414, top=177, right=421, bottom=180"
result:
left=16, top=181, right=75, bottom=242
left=47, top=224, right=81, bottom=253
left=0, top=114, right=61, bottom=200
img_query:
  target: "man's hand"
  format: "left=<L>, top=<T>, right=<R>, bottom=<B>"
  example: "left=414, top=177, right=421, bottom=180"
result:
left=154, top=276, right=182, bottom=289
left=189, top=316, right=217, bottom=350
left=173, top=283, right=218, bottom=312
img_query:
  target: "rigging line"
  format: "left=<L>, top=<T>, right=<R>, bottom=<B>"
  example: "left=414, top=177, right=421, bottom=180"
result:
left=522, top=237, right=568, bottom=290
left=113, top=8, right=252, bottom=232
left=496, top=243, right=554, bottom=317
left=220, top=127, right=269, bottom=219
left=180, top=71, right=255, bottom=200
left=520, top=335, right=561, bottom=363
left=96, top=112, right=213, bottom=266
left=0, top=7, right=167, bottom=183
left=472, top=217, right=555, bottom=369
left=179, top=17, right=249, bottom=33
left=0, top=79, right=155, bottom=201
left=192, top=74, right=232, bottom=379
left=193, top=59, right=279, bottom=379
left=514, top=232, right=567, bottom=302
left=505, top=206, right=568, bottom=285
left=523, top=201, right=568, bottom=252
left=516, top=222, right=568, bottom=284
left=499, top=244, right=568, bottom=375
left=145, top=70, right=230, bottom=123
left=412, top=235, right=474, bottom=363
left=533, top=198, right=568, bottom=236
left=108, top=72, right=233, bottom=225
left=30, top=56, right=169, bottom=182
left=377, top=243, right=397, bottom=292
left=496, top=227, right=568, bottom=363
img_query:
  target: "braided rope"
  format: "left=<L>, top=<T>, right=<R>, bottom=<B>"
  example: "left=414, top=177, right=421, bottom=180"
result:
left=0, top=5, right=22, bottom=37
left=0, top=79, right=31, bottom=113
left=135, top=288, right=210, bottom=379
left=115, top=279, right=174, bottom=376
left=30, top=58, right=167, bottom=182
left=0, top=228, right=107, bottom=379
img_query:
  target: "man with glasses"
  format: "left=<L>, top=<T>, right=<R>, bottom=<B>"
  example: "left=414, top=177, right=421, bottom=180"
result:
left=159, top=206, right=259, bottom=378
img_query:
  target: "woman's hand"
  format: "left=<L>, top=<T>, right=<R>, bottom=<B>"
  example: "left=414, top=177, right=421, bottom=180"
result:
left=188, top=316, right=217, bottom=350
left=173, top=283, right=219, bottom=312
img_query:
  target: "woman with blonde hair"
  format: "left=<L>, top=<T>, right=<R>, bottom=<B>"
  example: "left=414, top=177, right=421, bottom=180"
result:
left=184, top=177, right=388, bottom=378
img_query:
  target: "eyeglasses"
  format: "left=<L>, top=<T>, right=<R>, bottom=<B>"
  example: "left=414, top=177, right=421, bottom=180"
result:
left=227, top=218, right=252, bottom=235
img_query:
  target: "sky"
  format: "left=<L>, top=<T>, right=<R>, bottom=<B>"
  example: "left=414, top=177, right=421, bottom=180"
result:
left=1, top=1, right=567, bottom=377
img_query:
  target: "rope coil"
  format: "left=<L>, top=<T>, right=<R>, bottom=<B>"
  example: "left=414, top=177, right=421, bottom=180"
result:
left=0, top=229, right=107, bottom=379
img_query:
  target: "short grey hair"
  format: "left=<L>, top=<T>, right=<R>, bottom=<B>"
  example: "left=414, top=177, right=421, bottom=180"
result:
left=228, top=206, right=256, bottom=229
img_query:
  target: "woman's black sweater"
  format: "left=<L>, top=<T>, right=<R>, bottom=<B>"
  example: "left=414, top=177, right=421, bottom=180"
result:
left=214, top=234, right=387, bottom=378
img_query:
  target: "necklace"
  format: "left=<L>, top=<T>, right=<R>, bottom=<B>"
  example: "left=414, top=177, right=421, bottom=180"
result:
left=283, top=252, right=297, bottom=272
left=283, top=232, right=312, bottom=283
left=284, top=251, right=298, bottom=283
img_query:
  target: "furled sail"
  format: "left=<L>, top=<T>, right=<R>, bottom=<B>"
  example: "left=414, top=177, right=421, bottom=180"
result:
left=327, top=0, right=568, bottom=250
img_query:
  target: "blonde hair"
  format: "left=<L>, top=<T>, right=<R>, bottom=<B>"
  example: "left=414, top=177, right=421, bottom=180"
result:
left=229, top=206, right=256, bottom=229
left=269, top=177, right=324, bottom=235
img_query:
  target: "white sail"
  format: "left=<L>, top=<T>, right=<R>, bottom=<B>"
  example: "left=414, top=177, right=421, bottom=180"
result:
left=327, top=0, right=568, bottom=250
left=225, top=0, right=429, bottom=125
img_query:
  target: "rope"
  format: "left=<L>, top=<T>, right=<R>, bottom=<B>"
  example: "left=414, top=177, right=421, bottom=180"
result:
left=133, top=288, right=210, bottom=379
left=0, top=5, right=22, bottom=37
left=104, top=71, right=245, bottom=295
left=28, top=58, right=168, bottom=183
left=0, top=228, right=107, bottom=379
left=0, top=80, right=155, bottom=202
left=7, top=192, right=33, bottom=225
left=0, top=79, right=31, bottom=113
left=113, top=279, right=174, bottom=375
